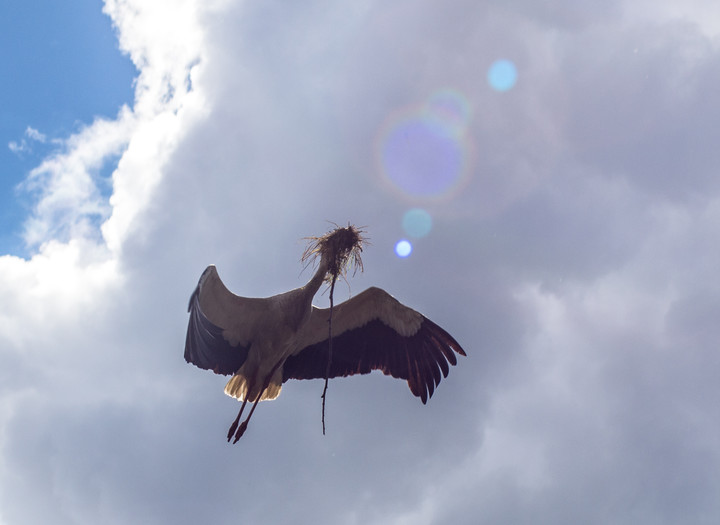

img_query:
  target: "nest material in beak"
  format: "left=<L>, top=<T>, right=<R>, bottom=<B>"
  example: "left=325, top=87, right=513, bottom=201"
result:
left=303, top=224, right=367, bottom=283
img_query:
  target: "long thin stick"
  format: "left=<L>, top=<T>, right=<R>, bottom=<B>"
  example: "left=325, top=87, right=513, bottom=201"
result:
left=321, top=273, right=338, bottom=435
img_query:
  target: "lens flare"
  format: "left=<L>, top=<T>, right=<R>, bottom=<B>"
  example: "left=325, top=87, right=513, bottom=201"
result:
left=424, top=89, right=472, bottom=138
left=402, top=208, right=432, bottom=238
left=382, top=119, right=462, bottom=196
left=488, top=59, right=517, bottom=92
left=395, top=239, right=413, bottom=258
left=377, top=90, right=473, bottom=199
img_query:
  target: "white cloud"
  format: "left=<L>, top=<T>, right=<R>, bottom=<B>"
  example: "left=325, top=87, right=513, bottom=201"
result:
left=24, top=127, right=47, bottom=143
left=2, top=0, right=720, bottom=524
left=20, top=109, right=136, bottom=248
left=7, top=127, right=50, bottom=156
left=7, top=140, right=27, bottom=154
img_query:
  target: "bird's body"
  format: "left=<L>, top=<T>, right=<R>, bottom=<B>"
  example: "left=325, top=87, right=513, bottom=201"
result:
left=184, top=226, right=465, bottom=441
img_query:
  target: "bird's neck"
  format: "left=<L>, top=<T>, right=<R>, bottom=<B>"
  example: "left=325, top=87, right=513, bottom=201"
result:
left=303, top=256, right=329, bottom=298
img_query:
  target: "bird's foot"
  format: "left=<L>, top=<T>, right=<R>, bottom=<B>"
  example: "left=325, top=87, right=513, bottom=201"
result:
left=232, top=421, right=248, bottom=443
left=227, top=420, right=239, bottom=442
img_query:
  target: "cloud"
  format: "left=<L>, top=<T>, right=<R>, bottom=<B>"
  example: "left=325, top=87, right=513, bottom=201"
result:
left=7, top=140, right=27, bottom=154
left=2, top=1, right=720, bottom=524
left=7, top=126, right=51, bottom=156
left=19, top=111, right=135, bottom=247
left=24, top=127, right=48, bottom=143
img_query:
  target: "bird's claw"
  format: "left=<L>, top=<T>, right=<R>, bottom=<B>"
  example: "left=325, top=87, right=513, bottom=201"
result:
left=227, top=420, right=239, bottom=442
left=232, top=421, right=248, bottom=443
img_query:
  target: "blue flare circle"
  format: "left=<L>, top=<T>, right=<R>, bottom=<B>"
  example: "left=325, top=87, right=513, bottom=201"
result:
left=402, top=208, right=433, bottom=238
left=395, top=239, right=413, bottom=258
left=488, top=59, right=517, bottom=92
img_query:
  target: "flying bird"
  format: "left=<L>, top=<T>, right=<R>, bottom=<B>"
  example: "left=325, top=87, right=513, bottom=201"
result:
left=184, top=225, right=466, bottom=442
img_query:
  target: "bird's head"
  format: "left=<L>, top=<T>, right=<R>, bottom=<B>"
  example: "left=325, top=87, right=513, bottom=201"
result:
left=303, top=224, right=367, bottom=283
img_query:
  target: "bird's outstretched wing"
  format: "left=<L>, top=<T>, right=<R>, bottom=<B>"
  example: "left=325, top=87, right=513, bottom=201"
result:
left=184, top=265, right=267, bottom=375
left=283, top=287, right=466, bottom=403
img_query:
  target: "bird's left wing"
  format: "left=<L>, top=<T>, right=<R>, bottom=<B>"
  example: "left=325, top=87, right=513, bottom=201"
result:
left=283, top=287, right=466, bottom=403
left=184, top=265, right=268, bottom=375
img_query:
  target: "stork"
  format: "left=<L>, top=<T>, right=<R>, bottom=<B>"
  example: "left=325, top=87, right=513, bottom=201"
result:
left=184, top=225, right=466, bottom=442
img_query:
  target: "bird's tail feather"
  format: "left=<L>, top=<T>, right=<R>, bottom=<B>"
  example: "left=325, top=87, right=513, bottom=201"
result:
left=224, top=373, right=282, bottom=402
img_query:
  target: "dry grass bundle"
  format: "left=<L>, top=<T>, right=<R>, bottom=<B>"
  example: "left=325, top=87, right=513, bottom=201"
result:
left=302, top=224, right=367, bottom=284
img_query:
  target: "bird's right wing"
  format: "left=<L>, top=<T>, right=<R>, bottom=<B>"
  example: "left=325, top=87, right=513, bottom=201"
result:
left=184, top=265, right=268, bottom=375
left=284, top=287, right=466, bottom=403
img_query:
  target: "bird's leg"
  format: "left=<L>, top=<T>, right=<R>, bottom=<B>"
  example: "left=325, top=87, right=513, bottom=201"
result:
left=232, top=396, right=260, bottom=443
left=227, top=398, right=249, bottom=442
left=232, top=360, right=284, bottom=443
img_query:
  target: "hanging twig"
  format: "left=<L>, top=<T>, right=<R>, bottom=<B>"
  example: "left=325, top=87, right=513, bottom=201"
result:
left=321, top=272, right=338, bottom=435
left=302, top=224, right=367, bottom=435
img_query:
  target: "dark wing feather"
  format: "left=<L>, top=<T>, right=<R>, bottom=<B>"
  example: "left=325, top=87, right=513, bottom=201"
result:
left=184, top=274, right=249, bottom=375
left=283, top=315, right=465, bottom=404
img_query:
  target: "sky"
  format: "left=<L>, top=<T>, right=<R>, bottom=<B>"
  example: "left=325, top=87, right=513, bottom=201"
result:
left=0, top=0, right=136, bottom=256
left=1, top=0, right=720, bottom=524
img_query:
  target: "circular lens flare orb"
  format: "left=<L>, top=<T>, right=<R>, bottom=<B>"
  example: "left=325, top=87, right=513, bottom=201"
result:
left=402, top=208, right=433, bottom=238
left=395, top=239, right=413, bottom=258
left=377, top=89, right=473, bottom=200
left=488, top=59, right=517, bottom=92
left=380, top=117, right=464, bottom=197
